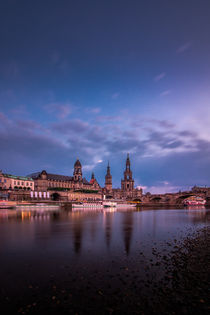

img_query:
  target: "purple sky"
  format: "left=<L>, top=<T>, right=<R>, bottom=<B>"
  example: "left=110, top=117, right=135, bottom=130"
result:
left=0, top=0, right=210, bottom=193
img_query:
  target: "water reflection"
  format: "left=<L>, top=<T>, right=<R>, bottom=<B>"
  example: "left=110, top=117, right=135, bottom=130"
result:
left=104, top=211, right=114, bottom=248
left=122, top=212, right=134, bottom=255
left=0, top=207, right=209, bottom=257
left=73, top=213, right=83, bottom=254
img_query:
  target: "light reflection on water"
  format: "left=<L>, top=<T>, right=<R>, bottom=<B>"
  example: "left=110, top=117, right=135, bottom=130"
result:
left=0, top=206, right=209, bottom=301
left=0, top=207, right=209, bottom=255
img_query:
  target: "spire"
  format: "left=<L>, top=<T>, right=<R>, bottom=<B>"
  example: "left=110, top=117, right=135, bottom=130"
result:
left=126, top=153, right=130, bottom=170
left=107, top=161, right=110, bottom=175
left=91, top=172, right=95, bottom=179
left=105, top=161, right=112, bottom=191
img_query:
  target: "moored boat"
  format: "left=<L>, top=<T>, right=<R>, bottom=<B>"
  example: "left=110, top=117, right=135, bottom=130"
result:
left=16, top=203, right=60, bottom=210
left=72, top=202, right=103, bottom=209
left=183, top=196, right=206, bottom=206
left=103, top=201, right=117, bottom=208
left=0, top=200, right=16, bottom=209
left=116, top=203, right=136, bottom=208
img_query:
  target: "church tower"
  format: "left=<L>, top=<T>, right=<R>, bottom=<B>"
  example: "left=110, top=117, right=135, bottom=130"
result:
left=105, top=162, right=112, bottom=191
left=121, top=154, right=134, bottom=193
left=73, top=159, right=82, bottom=181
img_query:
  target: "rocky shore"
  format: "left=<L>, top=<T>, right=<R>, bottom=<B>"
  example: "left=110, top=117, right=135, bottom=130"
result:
left=145, top=226, right=210, bottom=315
left=1, top=226, right=209, bottom=315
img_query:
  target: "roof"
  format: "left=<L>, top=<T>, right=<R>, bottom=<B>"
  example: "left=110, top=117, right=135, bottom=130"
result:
left=82, top=178, right=92, bottom=185
left=29, top=172, right=74, bottom=181
left=3, top=173, right=33, bottom=181
left=46, top=174, right=74, bottom=181
left=29, top=173, right=97, bottom=185
left=74, top=159, right=81, bottom=167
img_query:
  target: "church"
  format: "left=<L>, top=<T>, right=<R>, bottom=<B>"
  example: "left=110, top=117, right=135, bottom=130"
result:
left=30, top=155, right=142, bottom=200
left=30, top=159, right=101, bottom=192
left=103, top=154, right=142, bottom=200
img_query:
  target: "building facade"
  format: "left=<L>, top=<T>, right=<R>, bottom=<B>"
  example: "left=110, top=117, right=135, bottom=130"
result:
left=103, top=155, right=142, bottom=200
left=30, top=159, right=101, bottom=193
left=0, top=170, right=34, bottom=191
left=1, top=155, right=142, bottom=201
left=105, top=162, right=112, bottom=192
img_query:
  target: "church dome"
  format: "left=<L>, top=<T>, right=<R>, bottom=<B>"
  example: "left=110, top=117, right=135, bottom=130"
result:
left=74, top=159, right=81, bottom=167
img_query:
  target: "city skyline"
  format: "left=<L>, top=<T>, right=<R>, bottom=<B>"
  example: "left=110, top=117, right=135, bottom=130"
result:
left=0, top=1, right=210, bottom=193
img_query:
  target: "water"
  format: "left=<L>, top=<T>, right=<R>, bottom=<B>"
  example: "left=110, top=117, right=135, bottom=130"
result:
left=0, top=207, right=209, bottom=312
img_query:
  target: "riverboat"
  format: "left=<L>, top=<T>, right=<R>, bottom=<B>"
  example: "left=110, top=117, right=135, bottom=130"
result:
left=116, top=203, right=136, bottom=208
left=0, top=200, right=16, bottom=209
left=103, top=201, right=117, bottom=208
left=72, top=202, right=103, bottom=209
left=16, top=203, right=60, bottom=210
left=183, top=196, right=206, bottom=206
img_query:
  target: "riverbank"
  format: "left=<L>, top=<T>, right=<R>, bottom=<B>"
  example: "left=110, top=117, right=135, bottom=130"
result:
left=147, top=226, right=209, bottom=315
left=0, top=220, right=209, bottom=314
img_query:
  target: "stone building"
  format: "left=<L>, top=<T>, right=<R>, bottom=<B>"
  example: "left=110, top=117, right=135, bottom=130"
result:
left=0, top=170, right=34, bottom=191
left=103, top=155, right=142, bottom=200
left=121, top=154, right=134, bottom=195
left=30, top=159, right=101, bottom=192
left=105, top=162, right=112, bottom=192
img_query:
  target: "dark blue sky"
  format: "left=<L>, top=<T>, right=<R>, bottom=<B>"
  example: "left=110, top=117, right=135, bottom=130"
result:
left=0, top=0, right=210, bottom=193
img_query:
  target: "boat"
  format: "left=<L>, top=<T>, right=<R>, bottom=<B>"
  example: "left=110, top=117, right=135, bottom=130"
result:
left=16, top=203, right=60, bottom=210
left=183, top=196, right=206, bottom=206
left=103, top=201, right=117, bottom=208
left=116, top=203, right=136, bottom=208
left=0, top=200, right=16, bottom=209
left=72, top=202, right=103, bottom=209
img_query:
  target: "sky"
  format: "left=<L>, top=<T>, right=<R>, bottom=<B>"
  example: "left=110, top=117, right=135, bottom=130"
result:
left=0, top=0, right=210, bottom=193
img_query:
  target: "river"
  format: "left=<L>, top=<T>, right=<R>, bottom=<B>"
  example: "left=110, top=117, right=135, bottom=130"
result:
left=0, top=206, right=209, bottom=314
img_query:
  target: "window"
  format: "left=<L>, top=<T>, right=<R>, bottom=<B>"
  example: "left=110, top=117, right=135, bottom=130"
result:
left=26, top=182, right=28, bottom=186
left=30, top=183, right=32, bottom=186
left=14, top=181, right=16, bottom=185
left=4, top=179, right=6, bottom=183
left=17, top=181, right=20, bottom=185
left=21, top=182, right=24, bottom=185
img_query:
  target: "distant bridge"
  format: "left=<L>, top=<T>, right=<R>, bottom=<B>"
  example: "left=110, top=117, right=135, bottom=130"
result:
left=141, top=190, right=210, bottom=206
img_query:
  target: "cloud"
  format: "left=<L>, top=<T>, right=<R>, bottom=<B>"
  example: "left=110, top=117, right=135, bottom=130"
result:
left=145, top=184, right=182, bottom=194
left=112, top=92, right=120, bottom=99
left=148, top=119, right=175, bottom=129
left=96, top=115, right=121, bottom=122
left=16, top=120, right=41, bottom=131
left=52, top=119, right=89, bottom=134
left=154, top=72, right=166, bottom=82
left=176, top=41, right=192, bottom=54
left=160, top=90, right=171, bottom=96
left=10, top=105, right=28, bottom=117
left=86, top=107, right=101, bottom=114
left=45, top=102, right=73, bottom=119
left=0, top=111, right=11, bottom=128
left=0, top=111, right=210, bottom=191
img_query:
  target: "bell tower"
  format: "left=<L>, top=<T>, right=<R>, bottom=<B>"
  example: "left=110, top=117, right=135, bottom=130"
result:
left=121, top=154, right=134, bottom=193
left=73, top=159, right=82, bottom=181
left=105, top=162, right=112, bottom=192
